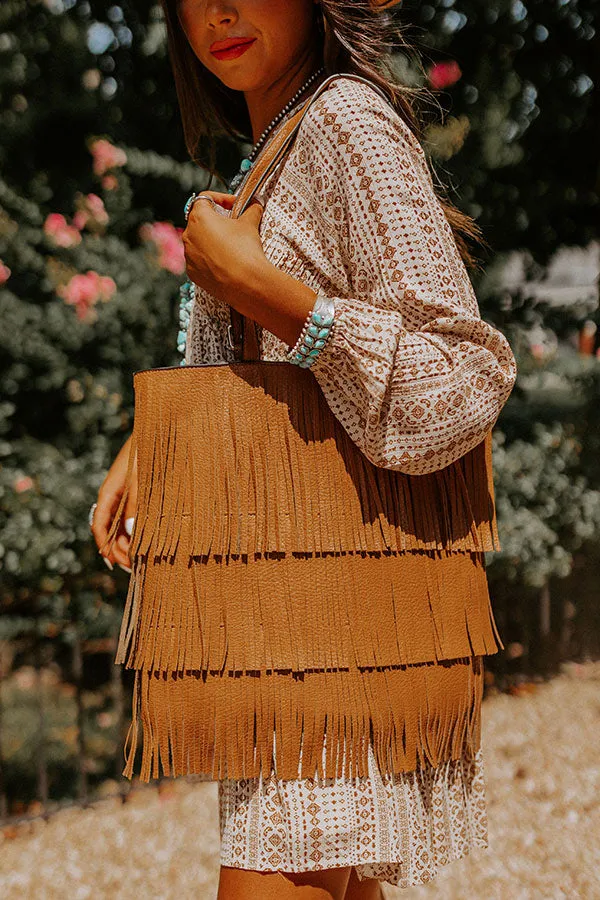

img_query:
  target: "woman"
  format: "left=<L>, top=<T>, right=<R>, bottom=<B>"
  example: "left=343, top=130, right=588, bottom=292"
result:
left=91, top=1, right=517, bottom=898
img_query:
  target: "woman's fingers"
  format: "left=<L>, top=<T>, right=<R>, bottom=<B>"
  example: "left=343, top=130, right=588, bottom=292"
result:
left=92, top=478, right=136, bottom=572
left=90, top=438, right=137, bottom=573
left=197, top=190, right=236, bottom=209
left=97, top=520, right=132, bottom=571
left=92, top=481, right=120, bottom=562
left=114, top=476, right=138, bottom=572
left=96, top=479, right=137, bottom=571
left=114, top=534, right=132, bottom=572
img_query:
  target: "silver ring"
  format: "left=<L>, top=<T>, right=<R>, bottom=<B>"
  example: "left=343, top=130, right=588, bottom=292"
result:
left=88, top=502, right=97, bottom=529
left=184, top=193, right=217, bottom=222
left=195, top=194, right=217, bottom=210
left=187, top=194, right=217, bottom=219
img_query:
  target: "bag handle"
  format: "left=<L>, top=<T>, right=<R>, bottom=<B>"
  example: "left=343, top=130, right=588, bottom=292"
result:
left=227, top=72, right=390, bottom=361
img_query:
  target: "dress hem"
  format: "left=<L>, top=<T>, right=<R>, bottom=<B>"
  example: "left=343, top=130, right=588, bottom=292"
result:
left=218, top=745, right=490, bottom=889
left=219, top=835, right=490, bottom=889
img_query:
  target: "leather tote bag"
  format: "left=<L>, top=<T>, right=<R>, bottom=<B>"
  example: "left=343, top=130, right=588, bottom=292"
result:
left=100, top=73, right=503, bottom=783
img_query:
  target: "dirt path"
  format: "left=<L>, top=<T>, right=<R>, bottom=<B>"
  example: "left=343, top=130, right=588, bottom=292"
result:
left=1, top=661, right=599, bottom=899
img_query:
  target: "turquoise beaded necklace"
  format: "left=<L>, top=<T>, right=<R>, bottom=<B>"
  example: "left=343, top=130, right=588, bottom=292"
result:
left=177, top=66, right=326, bottom=365
left=229, top=65, right=325, bottom=192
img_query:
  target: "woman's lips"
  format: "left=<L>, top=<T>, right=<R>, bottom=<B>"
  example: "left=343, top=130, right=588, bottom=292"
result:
left=210, top=39, right=256, bottom=60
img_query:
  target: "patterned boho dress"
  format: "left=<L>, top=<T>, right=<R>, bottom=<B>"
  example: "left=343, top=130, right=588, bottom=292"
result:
left=183, top=75, right=517, bottom=889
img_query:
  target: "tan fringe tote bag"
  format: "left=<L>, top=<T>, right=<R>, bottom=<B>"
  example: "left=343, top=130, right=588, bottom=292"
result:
left=100, top=72, right=504, bottom=785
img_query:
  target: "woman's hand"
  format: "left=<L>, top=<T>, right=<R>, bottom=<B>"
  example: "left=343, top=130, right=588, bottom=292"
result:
left=182, top=191, right=266, bottom=303
left=91, top=434, right=137, bottom=573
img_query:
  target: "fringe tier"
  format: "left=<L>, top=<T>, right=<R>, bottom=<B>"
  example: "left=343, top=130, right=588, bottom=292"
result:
left=113, top=549, right=501, bottom=673
left=102, top=364, right=500, bottom=562
left=123, top=656, right=484, bottom=782
left=101, top=363, right=503, bottom=783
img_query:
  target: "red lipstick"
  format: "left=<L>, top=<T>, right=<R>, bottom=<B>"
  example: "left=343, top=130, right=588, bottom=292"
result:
left=210, top=37, right=256, bottom=60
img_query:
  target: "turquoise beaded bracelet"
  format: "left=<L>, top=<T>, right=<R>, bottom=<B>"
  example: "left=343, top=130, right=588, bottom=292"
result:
left=286, top=295, right=336, bottom=368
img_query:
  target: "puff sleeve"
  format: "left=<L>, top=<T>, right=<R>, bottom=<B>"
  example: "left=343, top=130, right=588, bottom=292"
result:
left=300, top=80, right=517, bottom=475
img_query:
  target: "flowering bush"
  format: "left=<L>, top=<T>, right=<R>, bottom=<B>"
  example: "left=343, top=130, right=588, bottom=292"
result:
left=0, top=128, right=208, bottom=605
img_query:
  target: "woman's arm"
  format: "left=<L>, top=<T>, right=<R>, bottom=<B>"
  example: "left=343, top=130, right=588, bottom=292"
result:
left=227, top=249, right=318, bottom=351
left=240, top=79, right=516, bottom=475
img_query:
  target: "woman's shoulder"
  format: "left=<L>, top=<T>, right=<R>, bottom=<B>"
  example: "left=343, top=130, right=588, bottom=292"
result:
left=314, top=72, right=390, bottom=110
left=298, top=72, right=418, bottom=155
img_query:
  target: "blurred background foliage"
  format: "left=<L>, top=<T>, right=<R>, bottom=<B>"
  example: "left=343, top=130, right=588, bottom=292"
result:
left=0, top=0, right=599, bottom=811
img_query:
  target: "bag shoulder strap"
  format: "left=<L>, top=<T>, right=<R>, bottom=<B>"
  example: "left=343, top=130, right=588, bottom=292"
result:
left=228, top=72, right=390, bottom=361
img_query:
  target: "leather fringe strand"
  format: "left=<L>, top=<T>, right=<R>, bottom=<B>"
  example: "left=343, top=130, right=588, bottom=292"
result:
left=101, top=363, right=500, bottom=562
left=121, top=655, right=484, bottom=783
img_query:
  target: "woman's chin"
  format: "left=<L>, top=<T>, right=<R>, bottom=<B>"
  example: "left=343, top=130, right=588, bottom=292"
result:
left=224, top=73, right=267, bottom=92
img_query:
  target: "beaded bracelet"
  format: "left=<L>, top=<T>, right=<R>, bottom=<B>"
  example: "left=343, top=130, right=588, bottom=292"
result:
left=286, top=295, right=336, bottom=368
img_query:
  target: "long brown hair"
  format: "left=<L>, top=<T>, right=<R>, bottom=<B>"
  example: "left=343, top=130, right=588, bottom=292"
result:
left=159, top=0, right=483, bottom=266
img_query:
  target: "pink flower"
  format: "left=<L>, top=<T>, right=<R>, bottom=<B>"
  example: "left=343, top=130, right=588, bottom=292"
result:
left=58, top=270, right=116, bottom=322
left=44, top=213, right=67, bottom=235
left=139, top=221, right=185, bottom=275
left=97, top=712, right=115, bottom=729
left=579, top=320, right=597, bottom=356
left=15, top=476, right=34, bottom=493
left=97, top=274, right=117, bottom=301
left=530, top=343, right=545, bottom=360
left=0, top=261, right=11, bottom=284
left=43, top=213, right=82, bottom=248
left=59, top=273, right=97, bottom=307
left=14, top=666, right=36, bottom=688
left=89, top=138, right=127, bottom=176
left=73, top=193, right=109, bottom=231
left=88, top=193, right=109, bottom=222
left=428, top=61, right=462, bottom=91
left=102, top=174, right=119, bottom=191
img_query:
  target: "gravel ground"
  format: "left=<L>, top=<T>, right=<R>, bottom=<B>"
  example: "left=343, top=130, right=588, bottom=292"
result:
left=1, top=660, right=599, bottom=900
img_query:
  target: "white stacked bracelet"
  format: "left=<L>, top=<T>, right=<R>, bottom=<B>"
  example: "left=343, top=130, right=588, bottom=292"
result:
left=286, top=295, right=337, bottom=368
